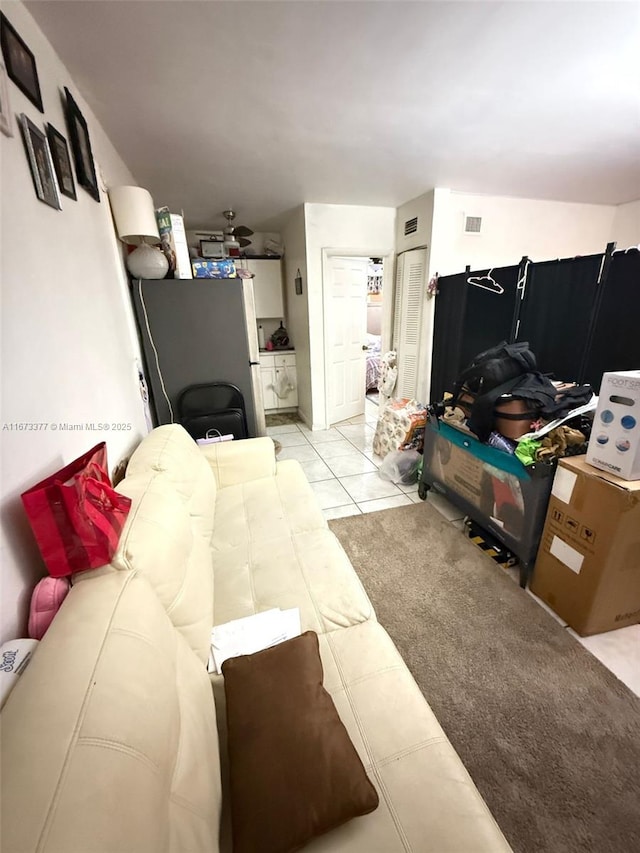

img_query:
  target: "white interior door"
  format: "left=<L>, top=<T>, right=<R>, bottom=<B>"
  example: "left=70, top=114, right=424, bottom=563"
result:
left=327, top=256, right=368, bottom=425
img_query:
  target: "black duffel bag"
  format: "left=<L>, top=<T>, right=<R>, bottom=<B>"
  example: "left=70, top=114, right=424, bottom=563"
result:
left=452, top=341, right=537, bottom=401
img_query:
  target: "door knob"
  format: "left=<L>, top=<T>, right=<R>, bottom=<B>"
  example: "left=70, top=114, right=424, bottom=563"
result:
left=361, top=344, right=368, bottom=351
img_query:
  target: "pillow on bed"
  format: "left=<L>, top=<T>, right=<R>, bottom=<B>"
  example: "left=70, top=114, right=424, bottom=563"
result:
left=223, top=631, right=379, bottom=853
left=366, top=333, right=382, bottom=352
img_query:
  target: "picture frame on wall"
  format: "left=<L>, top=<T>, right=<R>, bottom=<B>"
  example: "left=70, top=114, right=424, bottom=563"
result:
left=0, top=13, right=43, bottom=113
left=0, top=60, right=14, bottom=136
left=20, top=114, right=61, bottom=210
left=46, top=123, right=77, bottom=200
left=64, top=86, right=100, bottom=202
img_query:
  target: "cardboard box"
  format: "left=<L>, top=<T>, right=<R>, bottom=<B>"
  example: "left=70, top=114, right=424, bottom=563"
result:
left=586, top=370, right=640, bottom=480
left=155, top=208, right=193, bottom=279
left=191, top=259, right=236, bottom=279
left=530, top=456, right=640, bottom=636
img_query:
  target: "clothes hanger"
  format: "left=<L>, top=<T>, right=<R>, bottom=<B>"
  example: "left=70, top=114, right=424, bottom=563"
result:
left=466, top=268, right=504, bottom=295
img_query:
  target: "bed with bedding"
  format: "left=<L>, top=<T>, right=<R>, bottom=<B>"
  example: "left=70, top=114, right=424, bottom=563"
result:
left=366, top=334, right=382, bottom=391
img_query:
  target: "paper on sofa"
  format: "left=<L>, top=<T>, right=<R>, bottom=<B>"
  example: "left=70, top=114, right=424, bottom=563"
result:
left=209, top=608, right=301, bottom=674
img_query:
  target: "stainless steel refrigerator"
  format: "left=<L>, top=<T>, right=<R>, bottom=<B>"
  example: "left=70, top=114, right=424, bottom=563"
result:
left=131, top=278, right=266, bottom=437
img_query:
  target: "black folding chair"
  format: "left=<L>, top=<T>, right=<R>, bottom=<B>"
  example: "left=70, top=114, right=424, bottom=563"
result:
left=177, top=382, right=248, bottom=441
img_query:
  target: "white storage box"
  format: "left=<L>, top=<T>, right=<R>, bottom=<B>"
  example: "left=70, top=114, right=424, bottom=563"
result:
left=586, top=370, right=640, bottom=481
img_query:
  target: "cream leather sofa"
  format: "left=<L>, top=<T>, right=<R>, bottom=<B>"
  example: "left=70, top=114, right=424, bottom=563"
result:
left=1, top=425, right=511, bottom=853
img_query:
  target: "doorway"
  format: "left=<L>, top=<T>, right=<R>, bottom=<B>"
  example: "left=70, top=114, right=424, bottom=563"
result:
left=322, top=250, right=392, bottom=428
left=365, top=258, right=384, bottom=408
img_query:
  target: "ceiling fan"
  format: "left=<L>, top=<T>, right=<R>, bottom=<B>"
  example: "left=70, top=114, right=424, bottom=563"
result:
left=222, top=209, right=254, bottom=248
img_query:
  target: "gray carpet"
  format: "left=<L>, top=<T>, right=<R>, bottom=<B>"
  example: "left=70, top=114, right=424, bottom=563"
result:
left=329, top=502, right=640, bottom=853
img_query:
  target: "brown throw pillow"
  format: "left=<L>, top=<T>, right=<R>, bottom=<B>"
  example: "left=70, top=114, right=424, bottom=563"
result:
left=222, top=631, right=379, bottom=853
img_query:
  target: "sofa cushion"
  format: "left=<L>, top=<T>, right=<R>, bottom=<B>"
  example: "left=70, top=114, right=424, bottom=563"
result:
left=211, top=459, right=326, bottom=553
left=200, top=436, right=277, bottom=488
left=114, top=472, right=214, bottom=663
left=213, top=620, right=512, bottom=853
left=0, top=571, right=221, bottom=853
left=222, top=632, right=379, bottom=853
left=126, top=424, right=217, bottom=542
left=213, top=528, right=375, bottom=633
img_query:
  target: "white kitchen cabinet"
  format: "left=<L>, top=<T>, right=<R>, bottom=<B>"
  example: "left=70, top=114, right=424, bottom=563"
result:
left=260, top=366, right=278, bottom=410
left=241, top=258, right=284, bottom=319
left=260, top=352, right=297, bottom=410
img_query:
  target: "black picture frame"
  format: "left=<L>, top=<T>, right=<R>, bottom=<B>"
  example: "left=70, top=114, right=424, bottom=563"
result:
left=46, top=123, right=77, bottom=200
left=0, top=60, right=14, bottom=137
left=0, top=13, right=43, bottom=113
left=64, top=86, right=100, bottom=202
left=20, top=114, right=61, bottom=210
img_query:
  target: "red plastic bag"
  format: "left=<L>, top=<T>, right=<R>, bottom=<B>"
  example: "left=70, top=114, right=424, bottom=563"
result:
left=21, top=443, right=131, bottom=578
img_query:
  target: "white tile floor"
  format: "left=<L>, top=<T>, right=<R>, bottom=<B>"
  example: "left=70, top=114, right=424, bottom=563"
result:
left=267, top=398, right=640, bottom=698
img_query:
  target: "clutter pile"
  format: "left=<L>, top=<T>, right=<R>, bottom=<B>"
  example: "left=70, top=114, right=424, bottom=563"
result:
left=373, top=396, right=427, bottom=487
left=442, top=341, right=596, bottom=465
left=373, top=398, right=427, bottom=458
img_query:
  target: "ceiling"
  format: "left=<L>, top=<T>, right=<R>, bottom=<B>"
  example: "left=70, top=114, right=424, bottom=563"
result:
left=27, top=0, right=640, bottom=231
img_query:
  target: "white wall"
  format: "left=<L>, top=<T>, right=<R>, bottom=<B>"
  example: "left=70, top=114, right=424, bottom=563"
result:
left=395, top=190, right=434, bottom=255
left=304, top=203, right=396, bottom=428
left=366, top=304, right=382, bottom=336
left=281, top=206, right=311, bottom=423
left=610, top=199, right=640, bottom=247
left=433, top=191, right=617, bottom=274
left=0, top=2, right=147, bottom=644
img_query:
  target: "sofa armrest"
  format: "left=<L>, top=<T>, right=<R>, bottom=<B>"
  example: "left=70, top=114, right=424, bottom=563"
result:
left=199, top=437, right=276, bottom=487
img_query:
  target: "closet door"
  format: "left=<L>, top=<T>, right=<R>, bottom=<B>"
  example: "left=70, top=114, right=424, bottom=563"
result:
left=393, top=249, right=427, bottom=399
left=516, top=255, right=602, bottom=382
left=392, top=253, right=405, bottom=352
left=582, top=250, right=640, bottom=392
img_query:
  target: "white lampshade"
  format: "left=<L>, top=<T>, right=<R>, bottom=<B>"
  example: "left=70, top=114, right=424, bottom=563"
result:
left=108, top=185, right=160, bottom=245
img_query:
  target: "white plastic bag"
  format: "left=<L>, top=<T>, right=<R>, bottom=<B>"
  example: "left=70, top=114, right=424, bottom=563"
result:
left=273, top=366, right=296, bottom=399
left=378, top=449, right=421, bottom=485
left=378, top=351, right=398, bottom=398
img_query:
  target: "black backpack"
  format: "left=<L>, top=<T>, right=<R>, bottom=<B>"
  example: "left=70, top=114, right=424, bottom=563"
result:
left=452, top=341, right=537, bottom=400
left=451, top=342, right=546, bottom=443
left=450, top=342, right=593, bottom=443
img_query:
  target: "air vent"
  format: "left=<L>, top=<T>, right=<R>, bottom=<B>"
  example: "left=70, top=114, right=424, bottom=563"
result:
left=464, top=215, right=482, bottom=234
left=404, top=216, right=418, bottom=236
